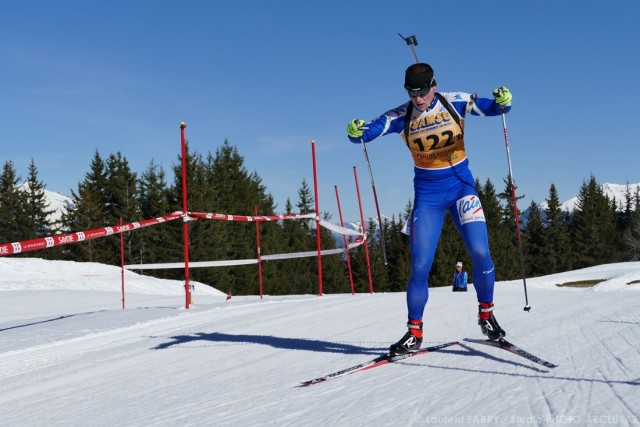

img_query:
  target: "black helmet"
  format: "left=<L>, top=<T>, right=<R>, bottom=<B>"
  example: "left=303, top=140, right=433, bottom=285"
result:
left=404, top=63, right=435, bottom=91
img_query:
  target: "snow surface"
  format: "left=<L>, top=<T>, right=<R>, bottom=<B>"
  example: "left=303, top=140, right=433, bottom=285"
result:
left=0, top=258, right=639, bottom=426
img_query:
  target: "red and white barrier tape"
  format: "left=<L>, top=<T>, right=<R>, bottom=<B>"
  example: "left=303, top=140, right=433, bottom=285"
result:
left=0, top=213, right=183, bottom=257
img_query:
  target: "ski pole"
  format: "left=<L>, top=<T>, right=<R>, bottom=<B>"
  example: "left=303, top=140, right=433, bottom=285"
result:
left=356, top=33, right=419, bottom=267
left=398, top=33, right=419, bottom=63
left=361, top=137, right=388, bottom=266
left=500, top=106, right=531, bottom=311
left=359, top=31, right=420, bottom=267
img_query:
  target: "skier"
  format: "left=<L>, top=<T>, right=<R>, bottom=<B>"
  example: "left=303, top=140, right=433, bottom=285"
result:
left=452, top=261, right=468, bottom=292
left=346, top=63, right=510, bottom=355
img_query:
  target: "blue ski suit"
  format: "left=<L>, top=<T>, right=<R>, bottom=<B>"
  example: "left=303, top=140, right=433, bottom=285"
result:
left=348, top=92, right=510, bottom=321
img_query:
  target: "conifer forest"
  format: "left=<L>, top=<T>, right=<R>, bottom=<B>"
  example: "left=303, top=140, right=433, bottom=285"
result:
left=1, top=140, right=639, bottom=295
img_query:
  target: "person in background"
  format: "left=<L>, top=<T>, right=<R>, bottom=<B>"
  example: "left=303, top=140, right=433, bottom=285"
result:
left=452, top=261, right=468, bottom=292
left=346, top=62, right=510, bottom=355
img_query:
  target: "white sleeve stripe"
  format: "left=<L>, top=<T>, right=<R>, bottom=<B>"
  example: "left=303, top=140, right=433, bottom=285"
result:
left=381, top=115, right=393, bottom=135
left=471, top=102, right=485, bottom=116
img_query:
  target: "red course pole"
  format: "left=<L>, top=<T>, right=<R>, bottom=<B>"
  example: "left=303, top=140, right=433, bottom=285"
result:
left=335, top=185, right=355, bottom=295
left=254, top=205, right=264, bottom=299
left=311, top=140, right=323, bottom=296
left=180, top=121, right=191, bottom=309
left=353, top=167, right=374, bottom=294
left=119, top=217, right=125, bottom=309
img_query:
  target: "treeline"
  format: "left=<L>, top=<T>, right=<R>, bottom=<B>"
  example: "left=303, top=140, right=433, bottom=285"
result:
left=406, top=177, right=639, bottom=286
left=0, top=142, right=345, bottom=295
left=351, top=176, right=640, bottom=290
left=1, top=141, right=639, bottom=294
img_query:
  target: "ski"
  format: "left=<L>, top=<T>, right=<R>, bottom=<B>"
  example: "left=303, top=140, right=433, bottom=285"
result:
left=299, top=341, right=459, bottom=386
left=465, top=338, right=558, bottom=369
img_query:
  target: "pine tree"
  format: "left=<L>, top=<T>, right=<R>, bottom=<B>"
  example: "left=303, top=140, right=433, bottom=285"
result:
left=498, top=179, right=525, bottom=279
left=366, top=216, right=389, bottom=291
left=622, top=185, right=640, bottom=261
left=0, top=161, right=27, bottom=245
left=289, top=178, right=318, bottom=294
left=102, top=152, right=140, bottom=266
left=385, top=213, right=411, bottom=292
left=478, top=178, right=516, bottom=281
left=241, top=170, right=280, bottom=295
left=544, top=183, right=572, bottom=272
left=181, top=148, right=218, bottom=288
left=571, top=175, right=618, bottom=268
left=62, top=151, right=109, bottom=262
left=274, top=198, right=308, bottom=295
left=21, top=159, right=58, bottom=258
left=133, top=160, right=177, bottom=276
left=170, top=141, right=280, bottom=295
left=430, top=211, right=465, bottom=287
left=208, top=142, right=277, bottom=294
left=619, top=183, right=634, bottom=230
left=315, top=211, right=348, bottom=294
left=522, top=201, right=549, bottom=276
left=253, top=201, right=283, bottom=296
left=616, top=182, right=637, bottom=259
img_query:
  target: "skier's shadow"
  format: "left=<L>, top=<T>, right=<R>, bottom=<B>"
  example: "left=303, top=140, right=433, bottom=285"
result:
left=455, top=342, right=549, bottom=373
left=152, top=331, right=386, bottom=355
left=0, top=310, right=107, bottom=332
left=598, top=319, right=640, bottom=325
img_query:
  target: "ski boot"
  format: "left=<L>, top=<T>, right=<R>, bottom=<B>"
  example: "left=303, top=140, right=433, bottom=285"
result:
left=478, top=302, right=505, bottom=341
left=389, top=319, right=423, bottom=355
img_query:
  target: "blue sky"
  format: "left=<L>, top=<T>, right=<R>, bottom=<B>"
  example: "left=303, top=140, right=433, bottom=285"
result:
left=2, top=0, right=639, bottom=222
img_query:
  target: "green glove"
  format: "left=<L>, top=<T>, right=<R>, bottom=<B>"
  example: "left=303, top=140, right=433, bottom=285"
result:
left=493, top=87, right=512, bottom=106
left=347, top=119, right=366, bottom=138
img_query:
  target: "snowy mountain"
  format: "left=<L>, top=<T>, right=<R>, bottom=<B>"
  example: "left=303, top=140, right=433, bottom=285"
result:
left=518, top=182, right=639, bottom=226
left=35, top=182, right=639, bottom=236
left=44, top=188, right=74, bottom=224
left=0, top=257, right=638, bottom=425
left=18, top=182, right=73, bottom=225
left=339, top=182, right=640, bottom=234
left=540, top=182, right=640, bottom=212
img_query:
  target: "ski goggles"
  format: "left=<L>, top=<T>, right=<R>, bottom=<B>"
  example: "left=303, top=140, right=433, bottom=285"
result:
left=407, top=86, right=432, bottom=98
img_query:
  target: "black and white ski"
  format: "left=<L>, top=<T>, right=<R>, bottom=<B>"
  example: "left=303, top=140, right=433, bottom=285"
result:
left=299, top=341, right=459, bottom=386
left=465, top=338, right=558, bottom=369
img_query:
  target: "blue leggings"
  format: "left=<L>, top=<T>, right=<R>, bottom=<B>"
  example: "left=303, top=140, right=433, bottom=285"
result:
left=407, top=163, right=495, bottom=320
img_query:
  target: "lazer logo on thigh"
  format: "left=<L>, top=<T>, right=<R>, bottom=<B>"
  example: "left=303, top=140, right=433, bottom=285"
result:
left=456, top=195, right=485, bottom=225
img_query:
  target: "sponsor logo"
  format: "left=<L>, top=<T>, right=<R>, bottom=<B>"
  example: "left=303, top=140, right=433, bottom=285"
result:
left=457, top=195, right=486, bottom=225
left=58, top=235, right=75, bottom=244
left=410, top=111, right=452, bottom=132
left=403, top=336, right=417, bottom=347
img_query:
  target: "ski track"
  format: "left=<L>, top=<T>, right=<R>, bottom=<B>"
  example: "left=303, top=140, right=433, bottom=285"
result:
left=1, top=268, right=640, bottom=426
